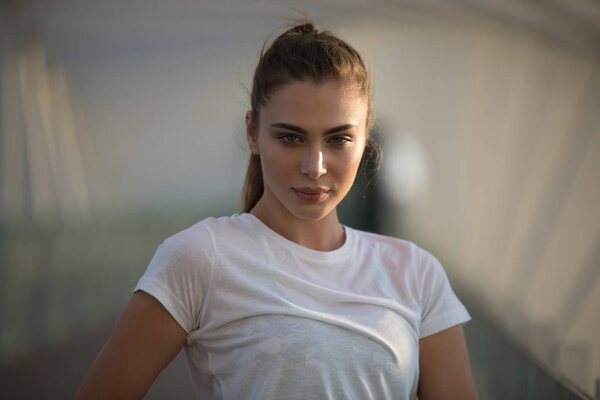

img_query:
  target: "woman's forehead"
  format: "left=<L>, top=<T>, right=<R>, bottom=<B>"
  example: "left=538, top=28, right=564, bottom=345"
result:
left=260, top=81, right=368, bottom=126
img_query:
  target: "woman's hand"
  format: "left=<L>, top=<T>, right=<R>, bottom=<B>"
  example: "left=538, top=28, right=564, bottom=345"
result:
left=75, top=291, right=188, bottom=399
left=417, top=324, right=478, bottom=400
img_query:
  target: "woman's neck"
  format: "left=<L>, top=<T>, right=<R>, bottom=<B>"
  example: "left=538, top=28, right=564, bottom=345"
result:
left=250, top=199, right=345, bottom=252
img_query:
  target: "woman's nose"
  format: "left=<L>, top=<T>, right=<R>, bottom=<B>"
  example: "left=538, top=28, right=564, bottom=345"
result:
left=300, top=146, right=327, bottom=179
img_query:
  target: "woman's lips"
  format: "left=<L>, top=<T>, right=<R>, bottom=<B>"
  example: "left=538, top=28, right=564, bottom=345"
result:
left=292, top=187, right=330, bottom=203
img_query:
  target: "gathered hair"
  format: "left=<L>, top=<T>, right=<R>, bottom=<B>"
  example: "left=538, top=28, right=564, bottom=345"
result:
left=242, top=18, right=380, bottom=213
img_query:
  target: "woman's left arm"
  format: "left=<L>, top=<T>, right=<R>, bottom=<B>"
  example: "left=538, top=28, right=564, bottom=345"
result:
left=417, top=324, right=479, bottom=400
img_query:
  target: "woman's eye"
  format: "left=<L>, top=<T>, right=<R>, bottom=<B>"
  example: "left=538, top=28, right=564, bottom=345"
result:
left=280, top=134, right=301, bottom=143
left=330, top=136, right=350, bottom=145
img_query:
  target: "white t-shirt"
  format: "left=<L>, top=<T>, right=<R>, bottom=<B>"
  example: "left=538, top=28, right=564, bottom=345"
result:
left=134, top=213, right=470, bottom=400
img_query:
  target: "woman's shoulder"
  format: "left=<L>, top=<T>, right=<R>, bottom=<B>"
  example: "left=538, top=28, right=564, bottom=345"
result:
left=162, top=213, right=254, bottom=248
left=349, top=227, right=419, bottom=256
left=348, top=227, right=441, bottom=272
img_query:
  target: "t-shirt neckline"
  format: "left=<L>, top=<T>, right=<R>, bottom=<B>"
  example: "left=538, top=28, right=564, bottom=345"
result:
left=239, top=212, right=354, bottom=261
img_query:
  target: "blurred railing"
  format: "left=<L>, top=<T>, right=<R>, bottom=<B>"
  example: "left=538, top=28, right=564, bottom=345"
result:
left=462, top=291, right=595, bottom=400
left=0, top=209, right=215, bottom=364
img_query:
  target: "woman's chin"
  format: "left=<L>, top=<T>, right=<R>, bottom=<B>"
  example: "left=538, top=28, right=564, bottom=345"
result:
left=289, top=204, right=337, bottom=221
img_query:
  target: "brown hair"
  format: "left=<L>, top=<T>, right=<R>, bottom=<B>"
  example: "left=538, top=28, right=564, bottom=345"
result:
left=242, top=19, right=379, bottom=213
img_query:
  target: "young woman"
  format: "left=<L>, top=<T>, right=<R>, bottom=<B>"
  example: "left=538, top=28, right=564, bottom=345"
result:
left=77, top=20, right=478, bottom=400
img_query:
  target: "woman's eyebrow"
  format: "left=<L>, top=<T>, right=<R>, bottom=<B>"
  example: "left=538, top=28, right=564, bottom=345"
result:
left=271, top=122, right=356, bottom=135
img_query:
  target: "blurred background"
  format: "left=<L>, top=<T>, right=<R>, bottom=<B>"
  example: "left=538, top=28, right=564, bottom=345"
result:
left=1, top=0, right=599, bottom=398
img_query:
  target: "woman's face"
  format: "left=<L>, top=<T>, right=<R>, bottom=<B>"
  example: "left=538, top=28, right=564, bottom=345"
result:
left=247, top=80, right=368, bottom=221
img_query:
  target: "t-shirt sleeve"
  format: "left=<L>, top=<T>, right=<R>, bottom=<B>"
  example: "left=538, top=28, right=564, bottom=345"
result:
left=418, top=249, right=470, bottom=338
left=133, top=224, right=215, bottom=334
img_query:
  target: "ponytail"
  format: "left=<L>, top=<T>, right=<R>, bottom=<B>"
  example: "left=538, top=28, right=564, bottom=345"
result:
left=242, top=154, right=263, bottom=213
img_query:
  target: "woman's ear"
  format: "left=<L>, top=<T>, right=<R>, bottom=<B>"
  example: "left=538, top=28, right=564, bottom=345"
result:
left=246, top=110, right=259, bottom=155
